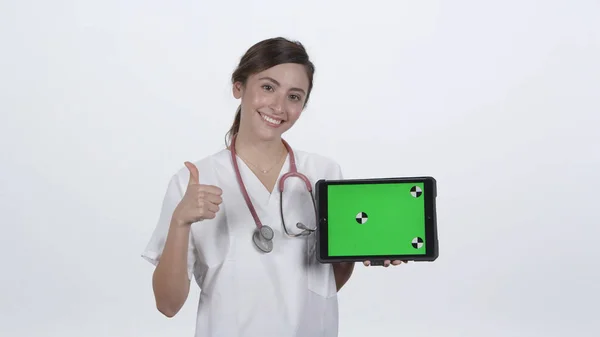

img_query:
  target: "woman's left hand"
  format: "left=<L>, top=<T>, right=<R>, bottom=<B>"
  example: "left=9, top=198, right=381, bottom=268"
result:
left=363, top=260, right=407, bottom=267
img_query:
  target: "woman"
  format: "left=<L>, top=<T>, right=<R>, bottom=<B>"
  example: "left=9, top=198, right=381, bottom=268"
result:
left=141, top=37, right=403, bottom=337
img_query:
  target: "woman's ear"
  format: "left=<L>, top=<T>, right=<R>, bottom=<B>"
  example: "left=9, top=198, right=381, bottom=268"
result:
left=232, top=81, right=243, bottom=99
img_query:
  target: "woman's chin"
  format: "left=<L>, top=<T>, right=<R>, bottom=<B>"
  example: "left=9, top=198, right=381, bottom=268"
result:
left=257, top=130, right=283, bottom=142
left=254, top=123, right=287, bottom=140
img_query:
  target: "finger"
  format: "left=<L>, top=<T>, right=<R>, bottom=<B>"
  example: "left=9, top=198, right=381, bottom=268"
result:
left=202, top=210, right=216, bottom=220
left=384, top=260, right=391, bottom=267
left=196, top=189, right=223, bottom=205
left=197, top=187, right=223, bottom=204
left=364, top=261, right=371, bottom=267
left=184, top=161, right=199, bottom=185
left=392, top=260, right=403, bottom=266
left=203, top=193, right=223, bottom=205
left=200, top=185, right=223, bottom=196
left=203, top=201, right=220, bottom=214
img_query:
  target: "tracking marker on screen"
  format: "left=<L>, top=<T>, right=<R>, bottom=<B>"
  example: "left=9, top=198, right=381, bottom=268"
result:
left=410, top=186, right=422, bottom=198
left=412, top=237, right=424, bottom=249
left=355, top=212, right=368, bottom=224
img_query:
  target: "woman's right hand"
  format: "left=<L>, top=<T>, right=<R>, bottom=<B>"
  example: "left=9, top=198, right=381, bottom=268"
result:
left=172, top=161, right=223, bottom=226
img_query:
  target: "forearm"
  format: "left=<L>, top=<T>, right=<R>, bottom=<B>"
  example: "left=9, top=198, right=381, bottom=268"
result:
left=152, top=218, right=192, bottom=317
left=333, top=262, right=355, bottom=291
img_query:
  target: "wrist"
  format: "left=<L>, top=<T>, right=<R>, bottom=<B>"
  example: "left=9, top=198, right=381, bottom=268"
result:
left=170, top=216, right=192, bottom=229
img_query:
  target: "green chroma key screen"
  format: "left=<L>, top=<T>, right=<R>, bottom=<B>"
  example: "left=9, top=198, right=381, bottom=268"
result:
left=327, top=182, right=427, bottom=257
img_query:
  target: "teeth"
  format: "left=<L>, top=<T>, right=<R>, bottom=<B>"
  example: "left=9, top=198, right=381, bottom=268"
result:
left=260, top=113, right=282, bottom=125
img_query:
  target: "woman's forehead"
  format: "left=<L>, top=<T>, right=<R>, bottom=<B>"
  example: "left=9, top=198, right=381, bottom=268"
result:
left=251, top=63, right=309, bottom=90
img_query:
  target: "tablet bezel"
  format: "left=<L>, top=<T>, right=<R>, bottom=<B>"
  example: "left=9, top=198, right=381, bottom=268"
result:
left=314, top=176, right=438, bottom=264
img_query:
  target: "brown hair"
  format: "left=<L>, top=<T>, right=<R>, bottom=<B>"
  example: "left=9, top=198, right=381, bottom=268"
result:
left=225, top=37, right=316, bottom=147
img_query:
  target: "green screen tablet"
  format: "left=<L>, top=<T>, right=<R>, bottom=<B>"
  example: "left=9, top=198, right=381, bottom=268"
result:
left=315, top=176, right=438, bottom=264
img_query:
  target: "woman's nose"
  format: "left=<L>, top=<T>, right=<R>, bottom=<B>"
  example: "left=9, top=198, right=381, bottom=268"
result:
left=270, top=94, right=285, bottom=114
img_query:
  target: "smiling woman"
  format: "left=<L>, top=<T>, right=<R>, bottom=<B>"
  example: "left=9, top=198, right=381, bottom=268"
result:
left=141, top=37, right=404, bottom=337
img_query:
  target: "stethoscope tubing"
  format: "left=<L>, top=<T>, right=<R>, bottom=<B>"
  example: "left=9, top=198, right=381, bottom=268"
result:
left=229, top=135, right=317, bottom=243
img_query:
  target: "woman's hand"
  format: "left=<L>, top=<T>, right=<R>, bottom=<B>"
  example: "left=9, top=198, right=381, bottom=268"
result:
left=172, top=161, right=223, bottom=226
left=363, top=260, right=408, bottom=267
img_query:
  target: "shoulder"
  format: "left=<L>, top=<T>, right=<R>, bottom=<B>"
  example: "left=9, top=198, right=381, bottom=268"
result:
left=295, top=149, right=340, bottom=168
left=293, top=148, right=343, bottom=179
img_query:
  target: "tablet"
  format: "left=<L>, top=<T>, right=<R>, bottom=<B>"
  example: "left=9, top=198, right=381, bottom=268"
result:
left=315, top=176, right=438, bottom=264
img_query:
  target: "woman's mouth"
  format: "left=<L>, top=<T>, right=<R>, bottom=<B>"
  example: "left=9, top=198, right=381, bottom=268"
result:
left=258, top=112, right=283, bottom=127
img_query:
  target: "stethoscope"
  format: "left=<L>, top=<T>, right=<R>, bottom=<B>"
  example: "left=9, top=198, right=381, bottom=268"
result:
left=229, top=135, right=317, bottom=253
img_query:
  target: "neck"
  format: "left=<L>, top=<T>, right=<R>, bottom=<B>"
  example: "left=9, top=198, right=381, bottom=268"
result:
left=232, top=130, right=287, bottom=167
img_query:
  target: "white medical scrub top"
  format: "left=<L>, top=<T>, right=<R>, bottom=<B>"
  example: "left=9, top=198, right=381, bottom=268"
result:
left=142, top=147, right=344, bottom=337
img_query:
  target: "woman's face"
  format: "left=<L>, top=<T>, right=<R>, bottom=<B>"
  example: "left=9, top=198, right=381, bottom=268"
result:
left=233, top=63, right=310, bottom=142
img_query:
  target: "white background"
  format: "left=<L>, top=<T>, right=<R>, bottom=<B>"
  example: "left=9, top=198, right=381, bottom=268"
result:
left=1, top=0, right=599, bottom=336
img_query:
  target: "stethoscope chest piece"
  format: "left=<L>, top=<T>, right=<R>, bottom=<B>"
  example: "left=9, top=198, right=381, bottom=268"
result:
left=253, top=225, right=274, bottom=253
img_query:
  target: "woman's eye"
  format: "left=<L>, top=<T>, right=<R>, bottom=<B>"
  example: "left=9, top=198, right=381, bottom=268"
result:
left=289, top=95, right=300, bottom=101
left=262, top=85, right=273, bottom=91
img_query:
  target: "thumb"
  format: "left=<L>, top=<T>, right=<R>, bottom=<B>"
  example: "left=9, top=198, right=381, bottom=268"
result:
left=184, top=161, right=199, bottom=185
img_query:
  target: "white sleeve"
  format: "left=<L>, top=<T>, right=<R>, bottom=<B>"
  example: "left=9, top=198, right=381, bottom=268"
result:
left=141, top=174, right=197, bottom=281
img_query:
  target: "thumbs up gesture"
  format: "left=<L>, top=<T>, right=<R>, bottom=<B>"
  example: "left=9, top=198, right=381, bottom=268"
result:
left=173, top=161, right=224, bottom=226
